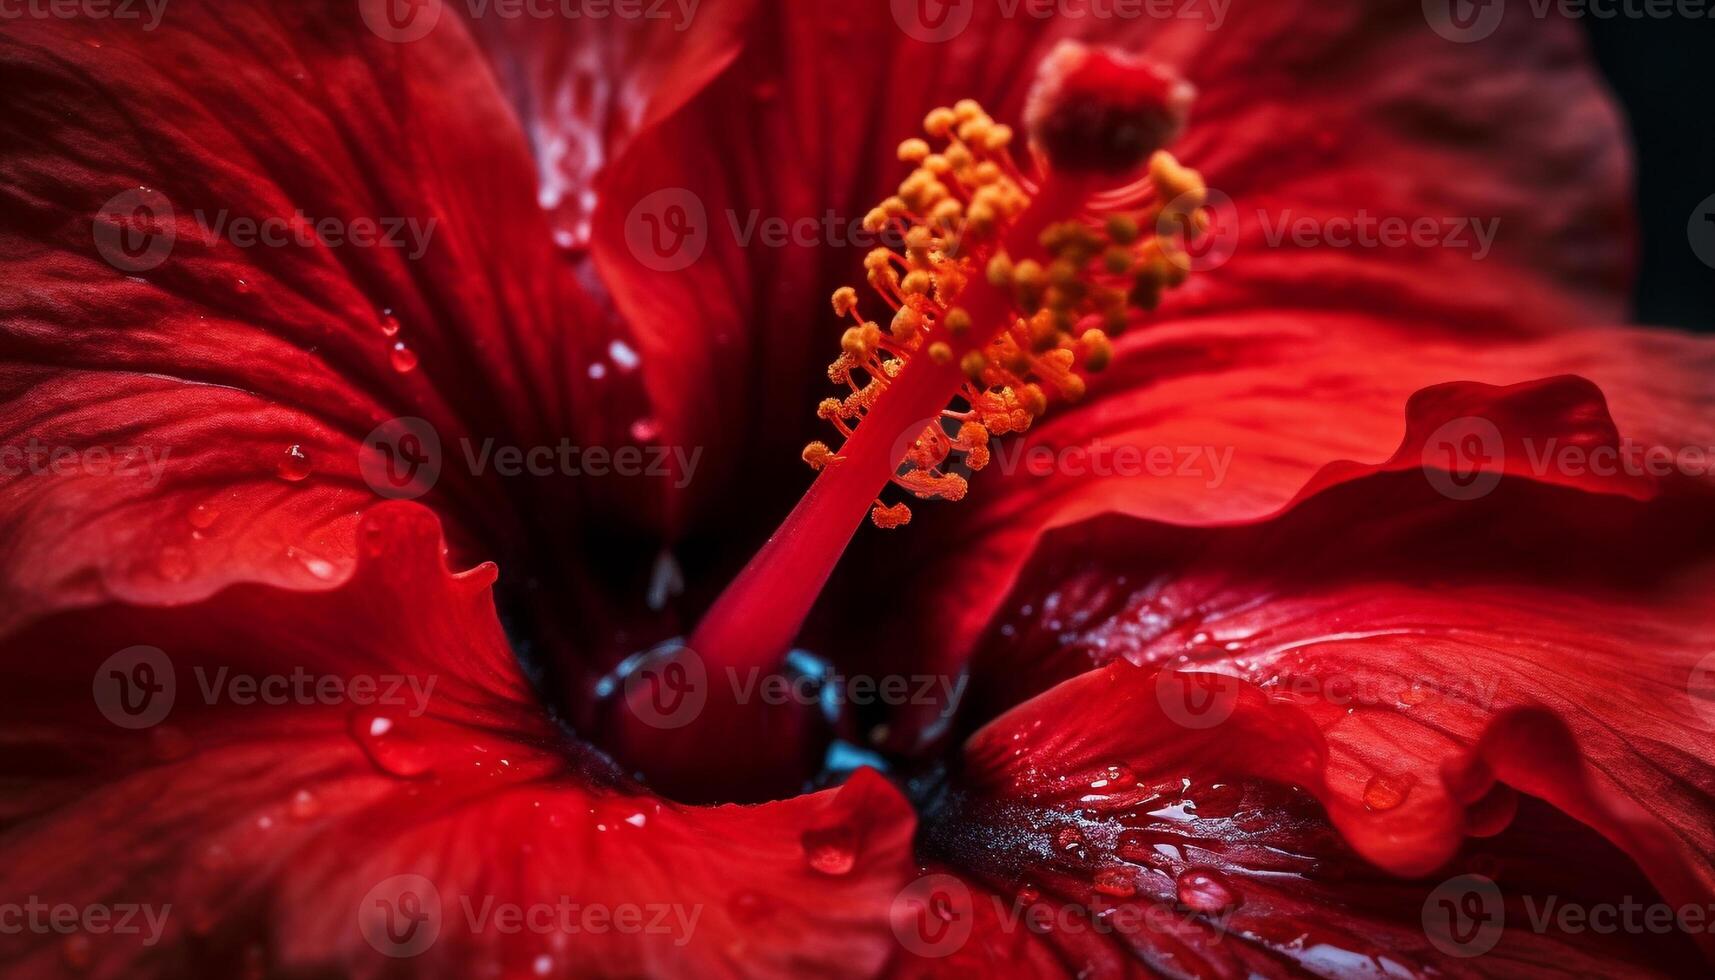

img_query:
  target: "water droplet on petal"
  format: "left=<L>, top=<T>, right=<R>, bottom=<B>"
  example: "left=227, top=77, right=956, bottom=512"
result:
left=380, top=308, right=400, bottom=337
left=277, top=445, right=312, bottom=482
left=1015, top=883, right=1041, bottom=904
left=390, top=341, right=418, bottom=373
left=1363, top=773, right=1415, bottom=812
left=1093, top=867, right=1138, bottom=898
left=288, top=788, right=320, bottom=821
left=629, top=416, right=661, bottom=442
left=187, top=502, right=220, bottom=530
left=348, top=708, right=434, bottom=778
left=1176, top=867, right=1241, bottom=913
left=801, top=824, right=858, bottom=876
left=608, top=339, right=640, bottom=371
left=1056, top=826, right=1091, bottom=863
left=235, top=277, right=253, bottom=295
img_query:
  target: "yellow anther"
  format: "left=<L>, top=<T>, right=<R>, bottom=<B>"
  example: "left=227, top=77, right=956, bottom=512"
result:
left=841, top=323, right=881, bottom=357
left=802, top=441, right=845, bottom=470
left=957, top=118, right=991, bottom=145
left=1019, top=383, right=1048, bottom=417
left=1080, top=329, right=1113, bottom=372
left=1059, top=374, right=1087, bottom=402
left=957, top=421, right=990, bottom=446
left=971, top=161, right=1002, bottom=185
left=1047, top=259, right=1080, bottom=289
left=891, top=306, right=923, bottom=341
left=816, top=398, right=845, bottom=420
left=965, top=201, right=998, bottom=239
left=1013, top=259, right=1045, bottom=312
left=945, top=144, right=974, bottom=171
left=929, top=198, right=964, bottom=228
left=864, top=248, right=893, bottom=273
left=1150, top=151, right=1206, bottom=208
left=983, top=125, right=1013, bottom=151
left=1106, top=213, right=1140, bottom=245
left=923, top=154, right=952, bottom=177
left=986, top=253, right=1014, bottom=288
left=831, top=286, right=859, bottom=316
left=944, top=307, right=972, bottom=336
left=953, top=98, right=984, bottom=122
left=960, top=350, right=988, bottom=380
left=927, top=342, right=953, bottom=365
left=881, top=196, right=910, bottom=218
left=897, top=138, right=930, bottom=163
left=1103, top=246, right=1134, bottom=275
left=901, top=270, right=933, bottom=295
left=862, top=208, right=889, bottom=233
left=933, top=267, right=967, bottom=304
left=1026, top=310, right=1061, bottom=352
left=924, top=107, right=957, bottom=136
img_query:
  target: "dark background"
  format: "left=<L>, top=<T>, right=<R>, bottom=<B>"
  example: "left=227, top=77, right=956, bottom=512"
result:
left=1583, top=17, right=1714, bottom=331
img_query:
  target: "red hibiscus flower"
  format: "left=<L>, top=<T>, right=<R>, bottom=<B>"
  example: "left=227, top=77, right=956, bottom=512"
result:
left=2, top=0, right=1713, bottom=977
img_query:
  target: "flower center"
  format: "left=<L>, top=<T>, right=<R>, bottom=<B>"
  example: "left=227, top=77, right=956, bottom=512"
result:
left=612, top=43, right=1209, bottom=801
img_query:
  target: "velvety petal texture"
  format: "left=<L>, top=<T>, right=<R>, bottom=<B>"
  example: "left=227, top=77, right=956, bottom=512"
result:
left=0, top=505, right=918, bottom=978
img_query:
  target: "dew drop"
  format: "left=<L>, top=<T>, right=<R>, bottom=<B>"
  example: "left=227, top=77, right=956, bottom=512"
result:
left=187, top=502, right=220, bottom=530
left=348, top=708, right=434, bottom=778
left=608, top=339, right=640, bottom=371
left=390, top=341, right=419, bottom=373
left=800, top=824, right=858, bottom=876
left=288, top=788, right=320, bottom=821
left=1055, top=826, right=1091, bottom=863
left=380, top=308, right=401, bottom=337
left=1176, top=867, right=1242, bottom=913
left=1362, top=773, right=1415, bottom=812
left=1114, top=830, right=1156, bottom=864
left=629, top=416, right=661, bottom=443
left=532, top=953, right=554, bottom=976
left=1015, top=883, right=1041, bottom=904
left=277, top=445, right=312, bottom=482
left=235, top=277, right=253, bottom=296
left=1092, top=867, right=1138, bottom=898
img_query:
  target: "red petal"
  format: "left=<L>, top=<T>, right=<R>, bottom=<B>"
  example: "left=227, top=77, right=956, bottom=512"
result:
left=0, top=504, right=917, bottom=977
left=852, top=322, right=1715, bottom=747
left=944, top=390, right=1715, bottom=964
left=0, top=0, right=666, bottom=632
